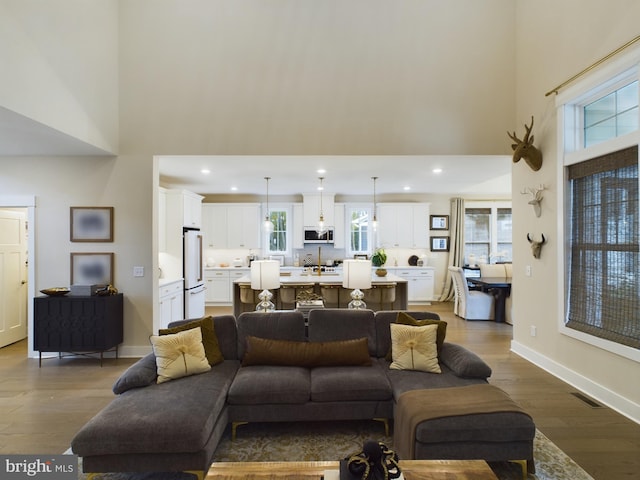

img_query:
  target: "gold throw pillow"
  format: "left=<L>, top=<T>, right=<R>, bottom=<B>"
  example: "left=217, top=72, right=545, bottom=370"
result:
left=390, top=323, right=441, bottom=373
left=150, top=328, right=211, bottom=384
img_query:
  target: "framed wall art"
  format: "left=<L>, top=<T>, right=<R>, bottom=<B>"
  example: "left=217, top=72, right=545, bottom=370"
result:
left=430, top=215, right=449, bottom=231
left=430, top=236, right=450, bottom=252
left=71, top=252, right=114, bottom=285
left=70, top=207, right=114, bottom=242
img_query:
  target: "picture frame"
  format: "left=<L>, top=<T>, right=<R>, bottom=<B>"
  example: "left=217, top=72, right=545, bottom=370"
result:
left=430, top=236, right=450, bottom=252
left=71, top=253, right=114, bottom=285
left=70, top=207, right=114, bottom=242
left=430, top=215, right=449, bottom=231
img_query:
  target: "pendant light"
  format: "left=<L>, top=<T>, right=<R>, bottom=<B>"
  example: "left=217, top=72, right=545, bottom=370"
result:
left=263, top=177, right=273, bottom=233
left=316, top=176, right=326, bottom=235
left=371, top=176, right=379, bottom=231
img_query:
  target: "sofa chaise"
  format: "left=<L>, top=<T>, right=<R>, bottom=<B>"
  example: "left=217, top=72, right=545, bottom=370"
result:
left=71, top=308, right=534, bottom=479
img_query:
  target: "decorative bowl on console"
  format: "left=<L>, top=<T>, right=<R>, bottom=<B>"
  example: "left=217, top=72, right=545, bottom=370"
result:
left=375, top=268, right=388, bottom=277
left=40, top=287, right=70, bottom=296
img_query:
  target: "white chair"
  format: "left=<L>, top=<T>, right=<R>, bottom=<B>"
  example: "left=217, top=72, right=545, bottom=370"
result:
left=448, top=266, right=495, bottom=320
left=479, top=263, right=507, bottom=277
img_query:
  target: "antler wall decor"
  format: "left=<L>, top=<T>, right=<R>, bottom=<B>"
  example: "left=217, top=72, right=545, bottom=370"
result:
left=508, top=116, right=543, bottom=171
left=521, top=184, right=546, bottom=217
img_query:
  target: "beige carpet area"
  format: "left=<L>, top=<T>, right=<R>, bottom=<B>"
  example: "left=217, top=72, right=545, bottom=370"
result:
left=78, top=420, right=594, bottom=480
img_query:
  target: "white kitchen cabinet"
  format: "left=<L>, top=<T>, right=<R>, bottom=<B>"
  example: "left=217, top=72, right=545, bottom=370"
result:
left=205, top=269, right=230, bottom=303
left=205, top=268, right=250, bottom=304
left=394, top=267, right=435, bottom=303
left=201, top=204, right=228, bottom=248
left=159, top=279, right=184, bottom=329
left=333, top=203, right=345, bottom=249
left=165, top=189, right=203, bottom=229
left=303, top=193, right=335, bottom=228
left=226, top=205, right=261, bottom=249
left=292, top=203, right=304, bottom=249
left=377, top=203, right=429, bottom=248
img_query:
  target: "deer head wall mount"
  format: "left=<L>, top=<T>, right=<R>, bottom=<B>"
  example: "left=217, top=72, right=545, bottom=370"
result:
left=527, top=233, right=546, bottom=259
left=521, top=184, right=546, bottom=218
left=508, top=116, right=543, bottom=171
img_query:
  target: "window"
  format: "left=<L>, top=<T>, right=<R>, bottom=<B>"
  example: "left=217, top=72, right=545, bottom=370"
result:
left=464, top=203, right=512, bottom=264
left=346, top=206, right=372, bottom=256
left=584, top=81, right=639, bottom=148
left=566, top=146, right=639, bottom=348
left=266, top=206, right=290, bottom=254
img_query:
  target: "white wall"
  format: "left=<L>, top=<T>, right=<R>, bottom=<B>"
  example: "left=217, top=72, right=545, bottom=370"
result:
left=0, top=0, right=118, bottom=153
left=511, top=0, right=640, bottom=422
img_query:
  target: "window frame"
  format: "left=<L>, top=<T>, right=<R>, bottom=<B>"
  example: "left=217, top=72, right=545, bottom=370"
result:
left=344, top=204, right=374, bottom=257
left=556, top=48, right=640, bottom=363
left=263, top=203, right=292, bottom=256
left=464, top=201, right=512, bottom=265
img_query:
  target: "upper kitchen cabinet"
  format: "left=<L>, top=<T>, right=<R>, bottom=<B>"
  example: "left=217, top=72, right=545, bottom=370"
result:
left=201, top=204, right=228, bottom=248
left=227, top=204, right=261, bottom=249
left=202, top=203, right=261, bottom=250
left=303, top=193, right=335, bottom=228
left=377, top=203, right=430, bottom=248
left=165, top=189, right=203, bottom=229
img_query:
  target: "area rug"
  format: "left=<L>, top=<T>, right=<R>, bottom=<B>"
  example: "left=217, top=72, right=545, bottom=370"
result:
left=77, top=420, right=594, bottom=480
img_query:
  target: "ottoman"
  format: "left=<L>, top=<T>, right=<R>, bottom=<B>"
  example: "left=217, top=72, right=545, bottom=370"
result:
left=393, top=384, right=535, bottom=476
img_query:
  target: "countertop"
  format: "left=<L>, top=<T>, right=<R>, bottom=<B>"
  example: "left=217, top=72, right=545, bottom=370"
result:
left=232, top=272, right=406, bottom=285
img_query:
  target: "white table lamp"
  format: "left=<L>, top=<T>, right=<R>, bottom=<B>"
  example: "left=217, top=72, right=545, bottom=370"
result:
left=251, top=260, right=280, bottom=312
left=342, top=259, right=372, bottom=309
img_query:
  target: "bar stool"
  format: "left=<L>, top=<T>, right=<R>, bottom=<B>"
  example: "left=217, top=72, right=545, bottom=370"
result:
left=319, top=284, right=341, bottom=308
left=378, top=282, right=397, bottom=310
left=239, top=284, right=262, bottom=312
left=363, top=286, right=381, bottom=311
left=279, top=283, right=314, bottom=309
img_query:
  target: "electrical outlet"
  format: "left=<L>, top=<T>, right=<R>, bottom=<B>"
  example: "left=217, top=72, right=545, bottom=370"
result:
left=133, top=266, right=144, bottom=277
left=525, top=265, right=532, bottom=277
left=530, top=325, right=537, bottom=337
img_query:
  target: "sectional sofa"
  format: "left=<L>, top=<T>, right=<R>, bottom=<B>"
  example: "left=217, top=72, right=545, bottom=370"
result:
left=71, top=308, right=532, bottom=479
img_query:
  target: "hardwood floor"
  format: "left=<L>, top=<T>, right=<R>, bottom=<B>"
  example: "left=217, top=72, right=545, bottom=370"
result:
left=1, top=302, right=638, bottom=480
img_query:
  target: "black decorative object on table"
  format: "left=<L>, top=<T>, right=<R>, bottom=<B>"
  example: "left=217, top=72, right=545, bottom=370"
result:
left=341, top=440, right=402, bottom=480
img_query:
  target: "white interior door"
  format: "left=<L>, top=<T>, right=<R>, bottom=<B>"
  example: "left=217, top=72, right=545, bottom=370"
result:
left=0, top=209, right=28, bottom=348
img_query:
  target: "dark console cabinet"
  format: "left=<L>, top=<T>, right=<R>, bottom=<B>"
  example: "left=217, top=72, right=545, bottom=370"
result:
left=34, top=294, right=123, bottom=366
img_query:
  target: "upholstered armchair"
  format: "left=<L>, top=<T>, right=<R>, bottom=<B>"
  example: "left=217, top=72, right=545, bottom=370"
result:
left=448, top=266, right=495, bottom=320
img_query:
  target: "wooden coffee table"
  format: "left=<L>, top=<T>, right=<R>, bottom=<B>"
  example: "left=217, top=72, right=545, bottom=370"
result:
left=206, top=460, right=498, bottom=479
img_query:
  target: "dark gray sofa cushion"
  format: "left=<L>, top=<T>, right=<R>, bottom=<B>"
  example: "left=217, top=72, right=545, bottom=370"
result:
left=379, top=358, right=488, bottom=398
left=311, top=363, right=392, bottom=402
left=308, top=309, right=377, bottom=355
left=72, top=360, right=239, bottom=457
left=439, top=342, right=492, bottom=379
left=112, top=353, right=157, bottom=394
left=227, top=365, right=310, bottom=405
left=236, top=311, right=306, bottom=359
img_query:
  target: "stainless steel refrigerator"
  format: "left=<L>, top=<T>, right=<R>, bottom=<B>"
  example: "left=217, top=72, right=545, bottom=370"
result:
left=183, top=229, right=205, bottom=318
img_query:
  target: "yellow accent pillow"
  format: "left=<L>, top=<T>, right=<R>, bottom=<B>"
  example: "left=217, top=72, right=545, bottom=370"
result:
left=150, top=328, right=211, bottom=384
left=159, top=316, right=224, bottom=366
left=390, top=323, right=441, bottom=373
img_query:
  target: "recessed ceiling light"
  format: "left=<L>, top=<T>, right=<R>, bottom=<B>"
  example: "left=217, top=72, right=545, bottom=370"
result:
left=230, top=186, right=238, bottom=191
left=403, top=186, right=411, bottom=191
left=201, top=168, right=211, bottom=174
left=433, top=168, right=443, bottom=174
left=317, top=169, right=326, bottom=174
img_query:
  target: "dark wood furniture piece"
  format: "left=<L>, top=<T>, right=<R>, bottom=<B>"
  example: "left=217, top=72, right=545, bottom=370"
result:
left=34, top=293, right=123, bottom=366
left=467, top=277, right=512, bottom=323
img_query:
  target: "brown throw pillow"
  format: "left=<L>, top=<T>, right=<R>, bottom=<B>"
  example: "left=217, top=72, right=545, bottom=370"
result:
left=159, top=316, right=224, bottom=366
left=385, top=312, right=447, bottom=361
left=242, top=336, right=372, bottom=367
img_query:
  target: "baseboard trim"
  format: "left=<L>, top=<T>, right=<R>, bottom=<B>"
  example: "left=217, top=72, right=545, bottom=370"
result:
left=511, top=340, right=640, bottom=425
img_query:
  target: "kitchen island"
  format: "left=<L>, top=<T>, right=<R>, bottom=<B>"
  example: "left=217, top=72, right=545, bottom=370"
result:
left=232, top=272, right=407, bottom=316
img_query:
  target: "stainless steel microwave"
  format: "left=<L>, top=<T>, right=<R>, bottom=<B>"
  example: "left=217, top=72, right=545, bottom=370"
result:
left=303, top=227, right=334, bottom=243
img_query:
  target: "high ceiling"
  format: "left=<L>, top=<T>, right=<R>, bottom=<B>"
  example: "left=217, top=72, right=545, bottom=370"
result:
left=159, top=155, right=512, bottom=197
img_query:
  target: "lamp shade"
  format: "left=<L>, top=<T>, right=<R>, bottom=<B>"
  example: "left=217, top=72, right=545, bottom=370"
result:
left=342, top=259, right=372, bottom=290
left=251, top=260, right=281, bottom=290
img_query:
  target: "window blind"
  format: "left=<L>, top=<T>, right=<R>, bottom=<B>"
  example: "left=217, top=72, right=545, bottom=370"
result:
left=566, top=145, right=639, bottom=348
